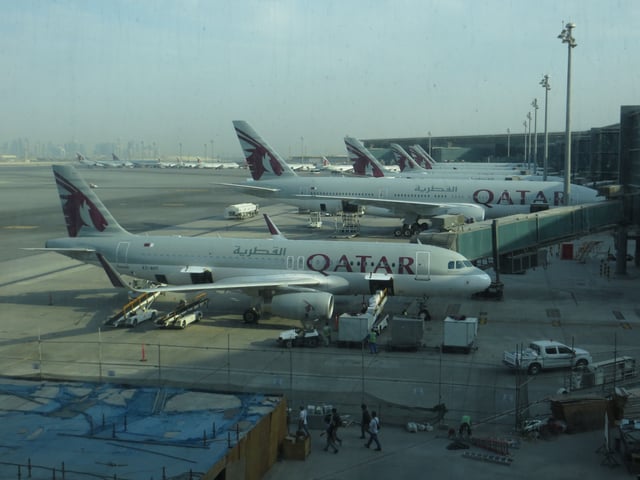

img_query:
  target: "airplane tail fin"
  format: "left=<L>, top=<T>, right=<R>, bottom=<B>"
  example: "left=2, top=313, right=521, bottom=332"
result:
left=390, top=144, right=425, bottom=172
left=344, top=136, right=387, bottom=177
left=232, top=121, right=297, bottom=181
left=410, top=145, right=436, bottom=168
left=52, top=165, right=129, bottom=238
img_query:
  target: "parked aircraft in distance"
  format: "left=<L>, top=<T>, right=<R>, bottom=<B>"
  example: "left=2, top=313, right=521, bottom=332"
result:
left=408, top=144, right=526, bottom=172
left=405, top=144, right=565, bottom=182
left=193, top=157, right=241, bottom=169
left=387, top=144, right=538, bottom=181
left=320, top=156, right=353, bottom=174
left=221, top=121, right=602, bottom=236
left=37, top=165, right=491, bottom=323
left=75, top=153, right=132, bottom=168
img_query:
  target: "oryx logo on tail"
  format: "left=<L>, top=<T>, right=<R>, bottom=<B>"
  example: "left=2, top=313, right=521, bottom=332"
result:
left=233, top=121, right=288, bottom=180
left=344, top=137, right=385, bottom=177
left=54, top=170, right=108, bottom=237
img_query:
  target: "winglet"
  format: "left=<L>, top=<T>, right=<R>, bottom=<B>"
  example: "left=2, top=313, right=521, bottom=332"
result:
left=263, top=214, right=287, bottom=239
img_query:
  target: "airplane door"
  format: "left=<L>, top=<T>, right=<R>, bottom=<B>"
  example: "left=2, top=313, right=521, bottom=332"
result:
left=415, top=252, right=431, bottom=280
left=116, top=242, right=130, bottom=265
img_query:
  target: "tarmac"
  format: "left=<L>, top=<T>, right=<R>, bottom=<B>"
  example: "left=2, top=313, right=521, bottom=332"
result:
left=0, top=163, right=638, bottom=479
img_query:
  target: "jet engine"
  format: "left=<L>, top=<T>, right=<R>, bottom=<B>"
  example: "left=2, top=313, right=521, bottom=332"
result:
left=271, top=292, right=334, bottom=321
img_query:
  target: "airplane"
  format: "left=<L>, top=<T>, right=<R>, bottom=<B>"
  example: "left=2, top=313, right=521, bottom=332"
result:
left=75, top=153, right=132, bottom=168
left=111, top=154, right=134, bottom=168
left=388, top=144, right=539, bottom=181
left=320, top=156, right=353, bottom=174
left=406, top=145, right=565, bottom=182
left=408, top=145, right=527, bottom=173
left=76, top=153, right=102, bottom=168
left=194, top=157, right=241, bottom=169
left=37, top=165, right=492, bottom=324
left=220, top=121, right=602, bottom=236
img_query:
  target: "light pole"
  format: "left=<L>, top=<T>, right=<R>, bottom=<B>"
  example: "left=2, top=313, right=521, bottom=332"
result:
left=558, top=22, right=577, bottom=205
left=523, top=121, right=528, bottom=164
left=540, top=75, right=551, bottom=180
left=526, top=112, right=532, bottom=170
left=204, top=143, right=207, bottom=161
left=300, top=136, right=304, bottom=164
left=531, top=99, right=539, bottom=173
left=211, top=140, right=214, bottom=159
left=507, top=128, right=511, bottom=158
left=428, top=131, right=432, bottom=157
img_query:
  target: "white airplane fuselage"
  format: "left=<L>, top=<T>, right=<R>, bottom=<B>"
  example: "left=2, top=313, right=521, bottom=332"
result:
left=234, top=175, right=601, bottom=219
left=46, top=233, right=490, bottom=297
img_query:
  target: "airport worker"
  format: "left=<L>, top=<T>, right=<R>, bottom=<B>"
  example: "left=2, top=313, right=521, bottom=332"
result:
left=369, top=329, right=378, bottom=354
left=364, top=411, right=382, bottom=451
left=360, top=404, right=372, bottom=439
left=459, top=414, right=472, bottom=437
left=298, top=405, right=310, bottom=438
left=322, top=321, right=332, bottom=347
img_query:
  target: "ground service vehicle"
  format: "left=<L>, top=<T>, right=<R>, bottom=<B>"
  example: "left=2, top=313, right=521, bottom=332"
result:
left=155, top=294, right=207, bottom=329
left=224, top=203, right=259, bottom=219
left=124, top=308, right=158, bottom=327
left=277, top=328, right=320, bottom=348
left=503, top=340, right=592, bottom=375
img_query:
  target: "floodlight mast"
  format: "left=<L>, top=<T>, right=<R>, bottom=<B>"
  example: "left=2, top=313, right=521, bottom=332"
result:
left=540, top=75, right=551, bottom=181
left=558, top=22, right=577, bottom=205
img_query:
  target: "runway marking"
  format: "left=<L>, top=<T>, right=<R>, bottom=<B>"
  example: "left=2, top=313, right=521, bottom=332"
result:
left=162, top=203, right=187, bottom=207
left=3, top=225, right=38, bottom=230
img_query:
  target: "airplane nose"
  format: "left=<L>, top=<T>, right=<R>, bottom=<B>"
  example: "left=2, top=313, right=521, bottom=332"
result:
left=470, top=269, right=492, bottom=292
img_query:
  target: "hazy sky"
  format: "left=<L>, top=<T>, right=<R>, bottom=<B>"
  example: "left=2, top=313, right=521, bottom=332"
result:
left=1, top=0, right=638, bottom=158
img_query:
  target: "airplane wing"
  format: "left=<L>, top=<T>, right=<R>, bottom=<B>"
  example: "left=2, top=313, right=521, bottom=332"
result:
left=94, top=253, right=327, bottom=294
left=213, top=182, right=282, bottom=193
left=295, top=194, right=485, bottom=220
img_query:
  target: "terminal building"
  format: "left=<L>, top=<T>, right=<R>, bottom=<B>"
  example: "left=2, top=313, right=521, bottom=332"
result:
left=364, top=105, right=640, bottom=283
left=363, top=105, right=640, bottom=188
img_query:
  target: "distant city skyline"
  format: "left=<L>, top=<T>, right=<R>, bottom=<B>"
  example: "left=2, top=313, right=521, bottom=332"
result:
left=2, top=1, right=638, bottom=159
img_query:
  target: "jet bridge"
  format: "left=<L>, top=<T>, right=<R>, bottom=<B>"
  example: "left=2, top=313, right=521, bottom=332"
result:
left=415, top=199, right=625, bottom=277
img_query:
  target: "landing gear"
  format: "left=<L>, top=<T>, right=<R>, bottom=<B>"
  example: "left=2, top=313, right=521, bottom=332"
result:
left=243, top=307, right=261, bottom=323
left=393, top=222, right=430, bottom=237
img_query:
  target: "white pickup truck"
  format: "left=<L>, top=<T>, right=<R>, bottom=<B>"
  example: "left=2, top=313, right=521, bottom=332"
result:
left=503, top=340, right=592, bottom=375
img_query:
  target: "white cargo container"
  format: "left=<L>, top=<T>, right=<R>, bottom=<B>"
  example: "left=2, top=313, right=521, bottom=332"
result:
left=442, top=316, right=478, bottom=353
left=224, top=203, right=259, bottom=219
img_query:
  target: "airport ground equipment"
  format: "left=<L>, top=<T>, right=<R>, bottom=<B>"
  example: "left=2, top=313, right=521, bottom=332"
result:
left=224, top=202, right=259, bottom=219
left=336, top=290, right=388, bottom=346
left=503, top=340, right=592, bottom=375
left=277, top=328, right=321, bottom=348
left=442, top=315, right=478, bottom=353
left=570, top=356, right=636, bottom=390
left=105, top=291, right=161, bottom=328
left=155, top=293, right=208, bottom=329
left=388, top=316, right=424, bottom=351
